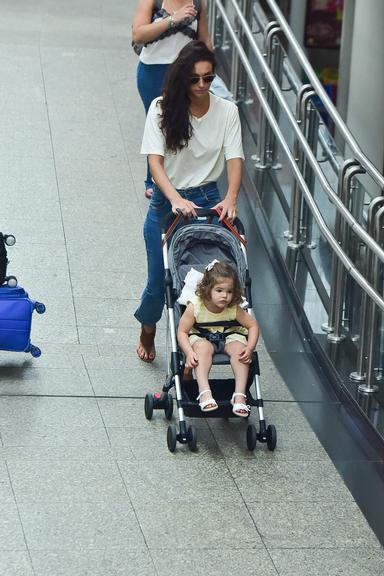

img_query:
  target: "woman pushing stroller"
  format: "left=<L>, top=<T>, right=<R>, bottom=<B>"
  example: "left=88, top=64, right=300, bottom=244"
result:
left=177, top=261, right=259, bottom=416
left=135, top=40, right=244, bottom=362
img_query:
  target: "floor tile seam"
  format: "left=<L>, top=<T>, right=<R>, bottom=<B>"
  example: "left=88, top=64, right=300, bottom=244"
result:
left=100, top=46, right=145, bottom=213
left=93, top=388, right=123, bottom=451
left=73, top=296, right=141, bottom=302
left=0, top=393, right=149, bottom=399
left=114, top=460, right=157, bottom=568
left=4, top=461, right=37, bottom=575
left=1, top=394, right=335, bottom=408
left=263, top=544, right=384, bottom=550
left=263, top=399, right=342, bottom=405
left=205, top=419, right=276, bottom=564
left=80, top=353, right=98, bottom=398
left=37, top=42, right=81, bottom=346
left=235, top=496, right=357, bottom=504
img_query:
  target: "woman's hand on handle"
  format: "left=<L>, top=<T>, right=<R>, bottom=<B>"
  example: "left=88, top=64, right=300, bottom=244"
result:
left=212, top=197, right=237, bottom=222
left=215, top=157, right=242, bottom=221
left=171, top=197, right=199, bottom=219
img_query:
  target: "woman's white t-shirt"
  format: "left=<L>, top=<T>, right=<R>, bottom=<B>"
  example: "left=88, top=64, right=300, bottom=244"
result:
left=140, top=93, right=244, bottom=189
left=139, top=15, right=198, bottom=65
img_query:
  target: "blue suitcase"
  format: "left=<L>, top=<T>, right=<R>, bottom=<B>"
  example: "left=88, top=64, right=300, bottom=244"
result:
left=0, top=285, right=46, bottom=357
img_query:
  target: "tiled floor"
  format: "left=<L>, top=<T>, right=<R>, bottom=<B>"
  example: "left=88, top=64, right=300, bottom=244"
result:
left=0, top=1, right=383, bottom=575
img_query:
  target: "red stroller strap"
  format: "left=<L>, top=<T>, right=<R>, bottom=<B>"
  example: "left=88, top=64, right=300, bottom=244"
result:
left=214, top=208, right=247, bottom=246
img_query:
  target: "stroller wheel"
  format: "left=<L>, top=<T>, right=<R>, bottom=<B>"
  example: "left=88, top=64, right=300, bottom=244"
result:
left=164, top=393, right=174, bottom=420
left=187, top=425, right=197, bottom=452
left=246, top=424, right=257, bottom=451
left=167, top=425, right=177, bottom=452
left=266, top=424, right=277, bottom=451
left=144, top=393, right=154, bottom=420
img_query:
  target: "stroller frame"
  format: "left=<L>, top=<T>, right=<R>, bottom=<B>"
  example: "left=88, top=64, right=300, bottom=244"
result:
left=144, top=208, right=277, bottom=452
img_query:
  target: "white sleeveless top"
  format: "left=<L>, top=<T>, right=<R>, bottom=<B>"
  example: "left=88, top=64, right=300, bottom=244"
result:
left=139, top=9, right=198, bottom=65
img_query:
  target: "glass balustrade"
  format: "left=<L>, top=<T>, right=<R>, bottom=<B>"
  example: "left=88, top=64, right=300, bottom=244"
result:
left=208, top=0, right=384, bottom=438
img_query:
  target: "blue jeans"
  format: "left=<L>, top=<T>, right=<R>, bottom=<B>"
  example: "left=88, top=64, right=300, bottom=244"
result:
left=134, top=182, right=221, bottom=326
left=136, top=61, right=170, bottom=190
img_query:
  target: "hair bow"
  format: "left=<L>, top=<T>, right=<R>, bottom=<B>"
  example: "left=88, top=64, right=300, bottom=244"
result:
left=205, top=259, right=220, bottom=272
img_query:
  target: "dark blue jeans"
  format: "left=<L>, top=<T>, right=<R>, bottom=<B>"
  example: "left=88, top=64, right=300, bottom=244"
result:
left=134, top=182, right=221, bottom=326
left=136, top=61, right=170, bottom=190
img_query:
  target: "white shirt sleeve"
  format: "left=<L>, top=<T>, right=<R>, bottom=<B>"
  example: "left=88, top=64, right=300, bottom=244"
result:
left=223, top=103, right=244, bottom=161
left=140, top=97, right=165, bottom=157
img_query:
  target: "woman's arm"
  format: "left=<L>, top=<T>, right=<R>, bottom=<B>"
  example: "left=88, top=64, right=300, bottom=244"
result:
left=132, top=0, right=198, bottom=45
left=177, top=303, right=199, bottom=368
left=149, top=154, right=199, bottom=217
left=197, top=0, right=213, bottom=50
left=213, top=157, right=243, bottom=221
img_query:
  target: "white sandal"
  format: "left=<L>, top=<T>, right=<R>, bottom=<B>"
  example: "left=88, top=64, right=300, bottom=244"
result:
left=231, top=392, right=250, bottom=418
left=197, top=389, right=218, bottom=412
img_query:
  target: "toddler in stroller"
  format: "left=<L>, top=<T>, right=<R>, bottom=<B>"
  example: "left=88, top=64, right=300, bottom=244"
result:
left=177, top=261, right=259, bottom=416
left=144, top=208, right=277, bottom=453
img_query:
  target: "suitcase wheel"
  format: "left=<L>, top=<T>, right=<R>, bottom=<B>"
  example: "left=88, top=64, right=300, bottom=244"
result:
left=30, top=345, right=41, bottom=358
left=4, top=235, right=16, bottom=246
left=6, top=276, right=17, bottom=288
left=34, top=302, right=46, bottom=314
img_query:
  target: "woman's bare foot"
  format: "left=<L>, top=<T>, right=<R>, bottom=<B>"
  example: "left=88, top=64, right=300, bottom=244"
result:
left=136, top=325, right=156, bottom=362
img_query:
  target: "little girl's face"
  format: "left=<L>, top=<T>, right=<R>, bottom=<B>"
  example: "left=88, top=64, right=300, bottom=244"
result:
left=209, top=277, right=234, bottom=311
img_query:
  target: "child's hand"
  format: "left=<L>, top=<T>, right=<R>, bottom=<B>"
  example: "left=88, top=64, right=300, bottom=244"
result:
left=238, top=346, right=253, bottom=364
left=185, top=350, right=199, bottom=369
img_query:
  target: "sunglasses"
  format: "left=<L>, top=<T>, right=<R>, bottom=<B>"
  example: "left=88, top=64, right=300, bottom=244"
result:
left=190, top=74, right=215, bottom=85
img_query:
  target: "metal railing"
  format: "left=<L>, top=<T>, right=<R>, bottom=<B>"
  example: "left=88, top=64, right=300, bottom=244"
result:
left=208, top=0, right=384, bottom=394
left=263, top=0, right=384, bottom=190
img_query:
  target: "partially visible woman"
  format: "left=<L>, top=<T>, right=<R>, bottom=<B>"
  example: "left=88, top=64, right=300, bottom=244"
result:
left=132, top=0, right=212, bottom=198
left=134, top=41, right=244, bottom=362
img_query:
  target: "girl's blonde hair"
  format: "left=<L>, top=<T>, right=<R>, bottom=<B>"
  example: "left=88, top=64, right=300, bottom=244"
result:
left=196, top=261, right=243, bottom=305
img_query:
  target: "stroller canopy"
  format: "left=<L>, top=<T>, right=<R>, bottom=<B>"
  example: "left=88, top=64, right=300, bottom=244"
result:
left=168, top=223, right=247, bottom=295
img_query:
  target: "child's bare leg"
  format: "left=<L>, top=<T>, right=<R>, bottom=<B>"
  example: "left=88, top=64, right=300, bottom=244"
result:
left=225, top=340, right=250, bottom=416
left=193, top=339, right=216, bottom=410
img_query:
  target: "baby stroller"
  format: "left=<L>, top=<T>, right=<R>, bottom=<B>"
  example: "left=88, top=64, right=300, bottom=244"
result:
left=144, top=208, right=277, bottom=453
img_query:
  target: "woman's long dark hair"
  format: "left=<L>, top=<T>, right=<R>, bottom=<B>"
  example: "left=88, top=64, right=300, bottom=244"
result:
left=159, top=41, right=216, bottom=152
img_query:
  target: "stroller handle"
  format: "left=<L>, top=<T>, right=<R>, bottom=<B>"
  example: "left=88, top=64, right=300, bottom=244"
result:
left=161, top=208, right=245, bottom=235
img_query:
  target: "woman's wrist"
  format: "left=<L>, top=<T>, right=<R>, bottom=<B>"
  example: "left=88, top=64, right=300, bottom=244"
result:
left=167, top=14, right=175, bottom=28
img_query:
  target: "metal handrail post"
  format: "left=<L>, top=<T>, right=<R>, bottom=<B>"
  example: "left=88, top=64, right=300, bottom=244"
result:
left=301, top=102, right=320, bottom=249
left=220, top=0, right=230, bottom=50
left=322, top=160, right=361, bottom=334
left=327, top=162, right=366, bottom=342
left=208, top=0, right=216, bottom=40
left=235, top=0, right=251, bottom=101
left=285, top=88, right=316, bottom=279
left=350, top=196, right=384, bottom=382
left=286, top=85, right=314, bottom=246
left=230, top=30, right=240, bottom=100
left=255, top=22, right=280, bottom=170
left=358, top=206, right=384, bottom=393
left=268, top=32, right=283, bottom=168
